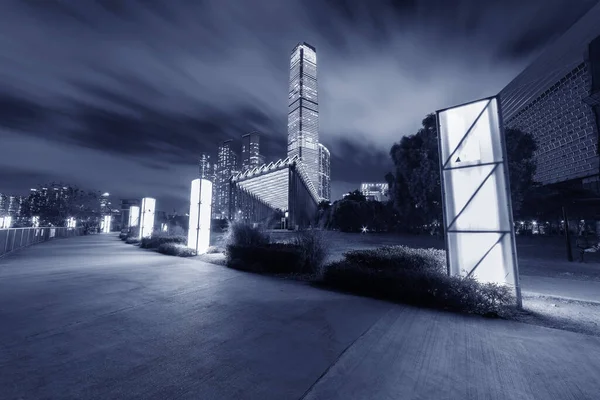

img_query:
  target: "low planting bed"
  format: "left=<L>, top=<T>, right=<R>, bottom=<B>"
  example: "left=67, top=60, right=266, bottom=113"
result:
left=321, top=246, right=514, bottom=316
left=157, top=242, right=196, bottom=257
left=125, top=237, right=140, bottom=245
left=140, top=235, right=186, bottom=249
left=227, top=243, right=305, bottom=274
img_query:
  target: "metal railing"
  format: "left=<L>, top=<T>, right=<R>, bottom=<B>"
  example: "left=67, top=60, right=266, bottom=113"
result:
left=0, top=227, right=84, bottom=258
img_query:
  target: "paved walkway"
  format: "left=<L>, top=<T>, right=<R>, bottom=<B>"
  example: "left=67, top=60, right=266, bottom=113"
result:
left=1, top=235, right=600, bottom=399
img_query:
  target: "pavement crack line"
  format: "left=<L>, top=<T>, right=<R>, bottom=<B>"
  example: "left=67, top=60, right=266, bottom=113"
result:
left=298, top=308, right=393, bottom=400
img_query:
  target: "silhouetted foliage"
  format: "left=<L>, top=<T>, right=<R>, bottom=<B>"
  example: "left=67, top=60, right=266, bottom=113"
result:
left=322, top=246, right=514, bottom=316
left=19, top=182, right=102, bottom=227
left=386, top=114, right=537, bottom=229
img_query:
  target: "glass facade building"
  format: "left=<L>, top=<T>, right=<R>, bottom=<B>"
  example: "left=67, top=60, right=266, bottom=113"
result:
left=288, top=42, right=320, bottom=190
left=360, top=183, right=389, bottom=202
left=241, top=132, right=261, bottom=173
left=215, top=140, right=238, bottom=219
left=318, top=143, right=331, bottom=201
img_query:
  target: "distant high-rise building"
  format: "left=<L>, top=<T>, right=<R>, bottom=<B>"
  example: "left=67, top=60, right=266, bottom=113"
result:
left=241, top=132, right=261, bottom=172
left=215, top=140, right=238, bottom=219
left=318, top=143, right=330, bottom=201
left=360, top=183, right=389, bottom=202
left=0, top=194, right=7, bottom=215
left=258, top=154, right=266, bottom=166
left=199, top=153, right=212, bottom=179
left=7, top=196, right=20, bottom=216
left=288, top=42, right=319, bottom=188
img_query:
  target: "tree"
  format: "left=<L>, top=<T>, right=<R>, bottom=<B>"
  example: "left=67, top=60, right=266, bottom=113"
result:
left=343, top=190, right=367, bottom=202
left=504, top=127, right=537, bottom=217
left=387, top=115, right=537, bottom=229
left=388, top=114, right=441, bottom=229
left=19, top=182, right=102, bottom=226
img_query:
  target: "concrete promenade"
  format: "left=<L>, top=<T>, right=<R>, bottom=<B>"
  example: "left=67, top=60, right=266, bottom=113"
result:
left=1, top=235, right=599, bottom=399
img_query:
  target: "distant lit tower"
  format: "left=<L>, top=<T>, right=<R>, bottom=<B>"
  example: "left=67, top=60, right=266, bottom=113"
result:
left=215, top=140, right=238, bottom=219
left=0, top=193, right=7, bottom=215
left=318, top=143, right=331, bottom=201
left=241, top=132, right=261, bottom=172
left=199, top=153, right=211, bottom=179
left=288, top=42, right=319, bottom=188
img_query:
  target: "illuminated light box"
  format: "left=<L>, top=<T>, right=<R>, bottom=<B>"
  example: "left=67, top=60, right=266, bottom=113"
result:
left=1, top=216, right=12, bottom=229
left=102, top=215, right=112, bottom=233
left=161, top=223, right=168, bottom=232
left=187, top=179, right=213, bottom=254
left=66, top=217, right=76, bottom=228
left=436, top=96, right=521, bottom=306
left=32, top=216, right=40, bottom=227
left=139, top=198, right=156, bottom=239
left=129, top=206, right=140, bottom=227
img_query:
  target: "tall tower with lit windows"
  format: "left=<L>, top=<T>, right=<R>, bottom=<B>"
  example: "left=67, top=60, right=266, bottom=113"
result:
left=287, top=42, right=319, bottom=189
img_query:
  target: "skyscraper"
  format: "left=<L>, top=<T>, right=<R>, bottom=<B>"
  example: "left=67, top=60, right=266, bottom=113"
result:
left=199, top=153, right=212, bottom=180
left=215, top=140, right=238, bottom=219
left=241, top=132, right=261, bottom=172
left=318, top=143, right=331, bottom=201
left=288, top=42, right=319, bottom=188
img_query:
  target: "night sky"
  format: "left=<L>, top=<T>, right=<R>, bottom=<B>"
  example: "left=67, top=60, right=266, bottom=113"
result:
left=0, top=0, right=596, bottom=212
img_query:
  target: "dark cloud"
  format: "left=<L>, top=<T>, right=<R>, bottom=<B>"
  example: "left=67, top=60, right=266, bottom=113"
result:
left=0, top=0, right=597, bottom=209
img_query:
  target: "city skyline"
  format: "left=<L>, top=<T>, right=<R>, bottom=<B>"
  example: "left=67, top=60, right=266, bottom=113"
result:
left=0, top=1, right=597, bottom=212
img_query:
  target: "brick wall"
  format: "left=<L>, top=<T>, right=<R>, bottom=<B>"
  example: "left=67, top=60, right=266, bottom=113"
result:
left=504, top=62, right=599, bottom=184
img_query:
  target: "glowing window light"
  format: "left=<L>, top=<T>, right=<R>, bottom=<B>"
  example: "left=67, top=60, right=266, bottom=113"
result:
left=437, top=96, right=521, bottom=307
left=102, top=215, right=112, bottom=233
left=129, top=206, right=140, bottom=227
left=66, top=217, right=76, bottom=228
left=187, top=179, right=213, bottom=254
left=32, top=216, right=40, bottom=227
left=139, top=198, right=156, bottom=239
left=1, top=216, right=12, bottom=229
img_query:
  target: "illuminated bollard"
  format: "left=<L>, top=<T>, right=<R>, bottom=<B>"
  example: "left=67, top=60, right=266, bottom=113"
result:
left=139, top=198, right=156, bottom=239
left=187, top=179, right=212, bottom=254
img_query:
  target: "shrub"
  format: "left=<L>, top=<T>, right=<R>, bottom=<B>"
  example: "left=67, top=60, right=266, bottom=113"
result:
left=157, top=243, right=197, bottom=257
left=125, top=237, right=140, bottom=244
left=322, top=246, right=514, bottom=316
left=223, top=221, right=270, bottom=248
left=342, top=246, right=446, bottom=274
left=206, top=246, right=221, bottom=254
left=127, top=226, right=140, bottom=238
left=140, top=234, right=187, bottom=249
left=226, top=243, right=303, bottom=274
left=293, top=230, right=329, bottom=275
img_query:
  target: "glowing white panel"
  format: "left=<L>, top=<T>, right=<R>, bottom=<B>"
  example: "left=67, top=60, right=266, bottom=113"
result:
left=437, top=96, right=520, bottom=304
left=129, top=206, right=140, bottom=227
left=187, top=179, right=212, bottom=254
left=102, top=215, right=112, bottom=233
left=161, top=223, right=168, bottom=232
left=139, top=198, right=156, bottom=239
left=32, top=216, right=40, bottom=227
left=1, top=216, right=12, bottom=229
left=66, top=217, right=76, bottom=228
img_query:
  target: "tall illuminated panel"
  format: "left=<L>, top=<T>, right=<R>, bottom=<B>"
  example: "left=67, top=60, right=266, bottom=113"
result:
left=129, top=205, right=140, bottom=227
left=102, top=215, right=112, bottom=233
left=188, top=179, right=212, bottom=254
left=139, top=198, right=156, bottom=239
left=437, top=96, right=521, bottom=307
